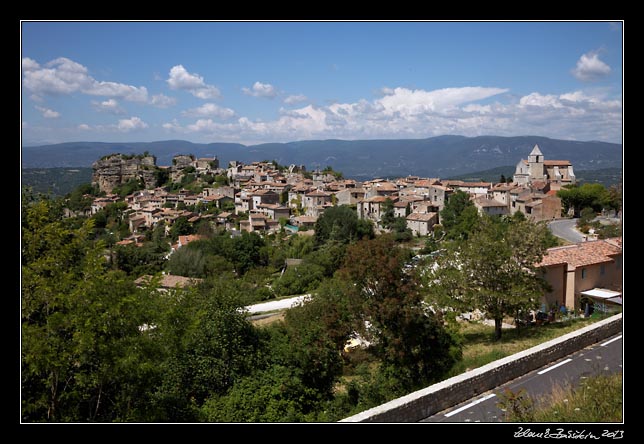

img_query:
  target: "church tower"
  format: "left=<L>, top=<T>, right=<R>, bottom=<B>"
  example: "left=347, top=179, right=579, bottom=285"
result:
left=527, top=144, right=546, bottom=181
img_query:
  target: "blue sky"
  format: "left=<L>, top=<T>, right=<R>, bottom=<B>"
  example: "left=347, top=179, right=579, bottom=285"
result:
left=21, top=21, right=623, bottom=146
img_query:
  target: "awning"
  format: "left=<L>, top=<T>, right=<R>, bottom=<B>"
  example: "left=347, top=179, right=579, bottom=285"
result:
left=580, top=288, right=622, bottom=300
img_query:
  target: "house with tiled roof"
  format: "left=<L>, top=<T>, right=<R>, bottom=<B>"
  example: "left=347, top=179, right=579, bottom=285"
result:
left=357, top=195, right=398, bottom=224
left=406, top=212, right=438, bottom=236
left=473, top=195, right=510, bottom=216
left=538, top=237, right=622, bottom=311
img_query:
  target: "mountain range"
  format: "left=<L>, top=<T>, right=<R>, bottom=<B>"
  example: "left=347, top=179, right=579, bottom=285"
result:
left=21, top=135, right=622, bottom=180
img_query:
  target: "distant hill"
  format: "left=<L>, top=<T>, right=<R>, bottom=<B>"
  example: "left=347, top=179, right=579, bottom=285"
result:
left=22, top=167, right=93, bottom=197
left=21, top=135, right=622, bottom=180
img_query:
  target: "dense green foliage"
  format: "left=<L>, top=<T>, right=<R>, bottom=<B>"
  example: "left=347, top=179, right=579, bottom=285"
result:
left=440, top=190, right=480, bottom=240
left=21, top=168, right=94, bottom=197
left=314, top=205, right=374, bottom=246
left=557, top=183, right=621, bottom=217
left=427, top=214, right=551, bottom=340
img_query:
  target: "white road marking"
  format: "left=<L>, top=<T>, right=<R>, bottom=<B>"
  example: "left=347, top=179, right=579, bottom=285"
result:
left=445, top=394, right=496, bottom=417
left=537, top=358, right=573, bottom=375
left=601, top=335, right=622, bottom=347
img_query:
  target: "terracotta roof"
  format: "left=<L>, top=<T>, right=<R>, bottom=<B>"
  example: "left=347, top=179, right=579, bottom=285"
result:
left=462, top=182, right=492, bottom=188
left=135, top=274, right=203, bottom=289
left=370, top=195, right=400, bottom=203
left=305, top=190, right=331, bottom=197
left=406, top=212, right=437, bottom=222
left=178, top=234, right=205, bottom=247
left=474, top=196, right=507, bottom=207
left=544, top=160, right=571, bottom=166
left=538, top=238, right=622, bottom=268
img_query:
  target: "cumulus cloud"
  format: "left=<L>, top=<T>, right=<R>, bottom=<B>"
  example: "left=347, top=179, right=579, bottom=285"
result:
left=78, top=123, right=91, bottom=131
left=182, top=103, right=235, bottom=119
left=92, top=98, right=125, bottom=115
left=116, top=116, right=148, bottom=132
left=22, top=57, right=149, bottom=102
left=242, top=81, right=278, bottom=98
left=284, top=94, right=307, bottom=105
left=572, top=51, right=611, bottom=82
left=150, top=94, right=176, bottom=108
left=163, top=85, right=620, bottom=144
left=167, top=65, right=220, bottom=99
left=35, top=105, right=60, bottom=118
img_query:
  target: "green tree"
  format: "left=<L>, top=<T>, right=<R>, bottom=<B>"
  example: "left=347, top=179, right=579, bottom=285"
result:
left=380, top=198, right=395, bottom=229
left=166, top=246, right=207, bottom=278
left=427, top=215, right=551, bottom=340
left=169, top=216, right=193, bottom=241
left=22, top=197, right=162, bottom=421
left=440, top=190, right=480, bottom=240
left=151, top=279, right=263, bottom=421
left=339, top=236, right=462, bottom=391
left=557, top=183, right=612, bottom=217
left=314, top=205, right=374, bottom=246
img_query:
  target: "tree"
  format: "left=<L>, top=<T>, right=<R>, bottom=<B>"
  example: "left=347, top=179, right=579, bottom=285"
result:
left=557, top=183, right=612, bottom=217
left=314, top=205, right=374, bottom=246
left=151, top=279, right=264, bottom=421
left=169, top=216, right=193, bottom=241
left=166, top=247, right=207, bottom=278
left=22, top=196, right=163, bottom=421
left=500, top=174, right=506, bottom=184
left=339, top=236, right=461, bottom=390
left=440, top=190, right=480, bottom=240
left=380, top=198, right=395, bottom=229
left=427, top=215, right=551, bottom=340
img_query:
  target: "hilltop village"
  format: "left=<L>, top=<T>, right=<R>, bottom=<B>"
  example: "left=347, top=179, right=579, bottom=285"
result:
left=81, top=145, right=622, bottom=313
left=88, top=144, right=573, bottom=242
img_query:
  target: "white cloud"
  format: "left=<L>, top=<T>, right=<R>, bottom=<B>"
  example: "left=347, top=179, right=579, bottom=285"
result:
left=284, top=94, right=307, bottom=105
left=96, top=84, right=623, bottom=145
left=182, top=103, right=235, bottom=119
left=22, top=56, right=148, bottom=102
left=376, top=87, right=509, bottom=116
left=22, top=57, right=40, bottom=71
left=150, top=94, right=176, bottom=108
left=167, top=65, right=220, bottom=99
left=78, top=123, right=91, bottom=131
left=519, top=93, right=563, bottom=108
left=572, top=51, right=611, bottom=82
left=22, top=121, right=28, bottom=129
left=242, top=81, right=278, bottom=98
left=116, top=116, right=148, bottom=132
left=92, top=98, right=125, bottom=115
left=35, top=105, right=60, bottom=119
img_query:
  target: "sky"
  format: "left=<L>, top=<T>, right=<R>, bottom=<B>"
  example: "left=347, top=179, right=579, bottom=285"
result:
left=21, top=21, right=623, bottom=146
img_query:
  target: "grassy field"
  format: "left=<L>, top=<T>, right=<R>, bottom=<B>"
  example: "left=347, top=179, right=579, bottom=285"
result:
left=447, top=314, right=610, bottom=377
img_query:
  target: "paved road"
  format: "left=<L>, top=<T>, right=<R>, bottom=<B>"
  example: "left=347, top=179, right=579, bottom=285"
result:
left=244, top=294, right=311, bottom=314
left=548, top=218, right=585, bottom=243
left=421, top=334, right=623, bottom=422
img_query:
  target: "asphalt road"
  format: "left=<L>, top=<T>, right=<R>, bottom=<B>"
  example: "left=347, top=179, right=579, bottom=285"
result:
left=548, top=218, right=585, bottom=243
left=421, top=333, right=623, bottom=422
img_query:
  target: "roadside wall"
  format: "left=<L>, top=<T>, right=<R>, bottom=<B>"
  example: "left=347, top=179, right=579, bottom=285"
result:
left=340, top=313, right=622, bottom=423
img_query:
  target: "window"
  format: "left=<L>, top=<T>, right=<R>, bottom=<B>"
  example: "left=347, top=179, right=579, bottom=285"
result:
left=581, top=268, right=587, bottom=279
left=600, top=264, right=605, bottom=276
left=434, top=195, right=437, bottom=201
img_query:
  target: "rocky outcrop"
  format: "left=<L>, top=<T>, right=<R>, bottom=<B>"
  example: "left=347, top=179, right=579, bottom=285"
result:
left=92, top=154, right=158, bottom=193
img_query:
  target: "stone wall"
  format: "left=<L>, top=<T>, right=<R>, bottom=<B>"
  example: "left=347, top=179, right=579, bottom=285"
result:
left=92, top=154, right=157, bottom=193
left=340, top=313, right=622, bottom=422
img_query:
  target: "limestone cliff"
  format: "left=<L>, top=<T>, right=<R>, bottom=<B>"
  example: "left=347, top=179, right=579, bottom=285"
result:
left=92, top=154, right=158, bottom=193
